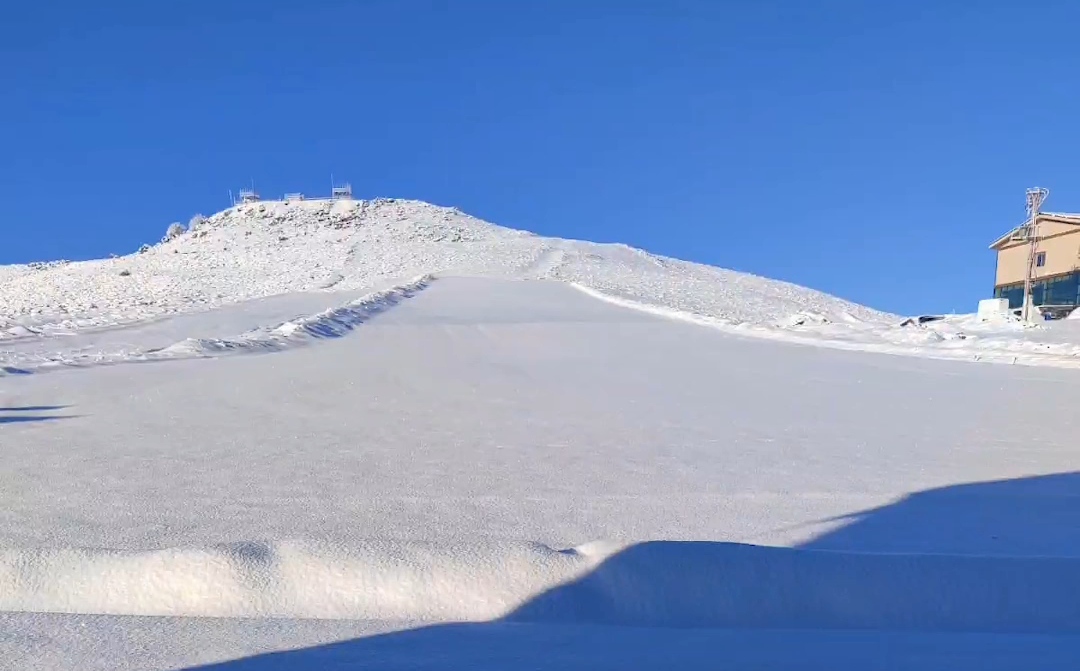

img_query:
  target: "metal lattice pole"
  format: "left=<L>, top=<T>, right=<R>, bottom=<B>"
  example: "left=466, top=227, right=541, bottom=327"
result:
left=1022, top=187, right=1049, bottom=323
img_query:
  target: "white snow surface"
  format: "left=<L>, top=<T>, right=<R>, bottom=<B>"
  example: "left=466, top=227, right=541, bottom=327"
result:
left=4, top=197, right=1080, bottom=371
left=0, top=198, right=903, bottom=372
left=0, top=199, right=890, bottom=333
left=2, top=276, right=1079, bottom=668
left=3, top=202, right=1080, bottom=668
left=3, top=538, right=1079, bottom=633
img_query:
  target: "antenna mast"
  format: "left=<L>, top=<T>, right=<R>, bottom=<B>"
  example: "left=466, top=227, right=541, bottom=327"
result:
left=1021, top=186, right=1049, bottom=323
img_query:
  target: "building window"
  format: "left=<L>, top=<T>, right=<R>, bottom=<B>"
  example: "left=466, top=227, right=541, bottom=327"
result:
left=1036, top=252, right=1047, bottom=267
left=997, top=271, right=1080, bottom=309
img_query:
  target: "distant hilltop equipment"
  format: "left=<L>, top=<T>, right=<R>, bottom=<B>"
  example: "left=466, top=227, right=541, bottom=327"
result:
left=228, top=179, right=262, bottom=205
left=227, top=179, right=353, bottom=205
left=232, top=178, right=261, bottom=205
left=238, top=189, right=261, bottom=204
left=330, top=174, right=353, bottom=200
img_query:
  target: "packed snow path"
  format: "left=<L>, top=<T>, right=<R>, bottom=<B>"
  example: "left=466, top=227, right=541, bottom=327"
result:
left=8, top=277, right=1078, bottom=551
left=2, top=277, right=1079, bottom=669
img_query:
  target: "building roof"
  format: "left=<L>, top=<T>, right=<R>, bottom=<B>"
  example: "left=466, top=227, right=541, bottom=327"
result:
left=989, top=212, right=1080, bottom=250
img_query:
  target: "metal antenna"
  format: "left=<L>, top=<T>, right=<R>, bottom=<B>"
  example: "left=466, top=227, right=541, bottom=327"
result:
left=1021, top=186, right=1049, bottom=323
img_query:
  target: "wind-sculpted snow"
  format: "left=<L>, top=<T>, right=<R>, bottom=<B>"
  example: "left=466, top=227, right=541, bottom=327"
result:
left=1, top=539, right=1077, bottom=634
left=0, top=276, right=432, bottom=373
left=152, top=275, right=433, bottom=360
left=0, top=539, right=589, bottom=621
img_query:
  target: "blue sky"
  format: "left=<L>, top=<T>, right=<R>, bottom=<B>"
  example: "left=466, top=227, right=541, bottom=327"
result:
left=2, top=0, right=1077, bottom=315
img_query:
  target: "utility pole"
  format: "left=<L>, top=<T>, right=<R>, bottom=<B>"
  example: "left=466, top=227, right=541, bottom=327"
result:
left=1022, top=187, right=1049, bottom=323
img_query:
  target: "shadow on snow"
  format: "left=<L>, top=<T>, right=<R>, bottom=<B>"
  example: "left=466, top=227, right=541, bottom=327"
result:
left=0, top=405, right=73, bottom=424
left=185, top=472, right=1080, bottom=670
left=803, top=471, right=1080, bottom=557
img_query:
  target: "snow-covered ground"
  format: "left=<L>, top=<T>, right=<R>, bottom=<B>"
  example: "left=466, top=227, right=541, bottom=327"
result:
left=2, top=202, right=1079, bottom=668
left=3, top=275, right=1080, bottom=668
left=4, top=198, right=1080, bottom=372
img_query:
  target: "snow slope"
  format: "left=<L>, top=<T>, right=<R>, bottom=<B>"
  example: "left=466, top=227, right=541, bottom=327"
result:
left=0, top=199, right=890, bottom=331
left=1, top=199, right=902, bottom=366
left=6, top=197, right=1080, bottom=371
left=3, top=277, right=1079, bottom=669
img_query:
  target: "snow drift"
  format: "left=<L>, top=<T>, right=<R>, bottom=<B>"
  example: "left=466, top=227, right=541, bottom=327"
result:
left=1, top=539, right=1076, bottom=634
left=149, top=274, right=432, bottom=360
left=0, top=275, right=432, bottom=373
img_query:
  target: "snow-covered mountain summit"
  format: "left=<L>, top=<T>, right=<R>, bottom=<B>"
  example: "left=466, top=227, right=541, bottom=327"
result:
left=0, top=198, right=892, bottom=341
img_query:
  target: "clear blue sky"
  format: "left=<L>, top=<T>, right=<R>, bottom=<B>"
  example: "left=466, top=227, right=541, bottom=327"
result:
left=3, top=0, right=1077, bottom=315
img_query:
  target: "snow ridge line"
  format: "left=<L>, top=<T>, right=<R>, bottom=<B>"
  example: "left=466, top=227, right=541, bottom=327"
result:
left=568, top=283, right=1080, bottom=370
left=0, top=275, right=434, bottom=375
left=0, top=539, right=594, bottom=621
left=149, top=274, right=434, bottom=359
left=568, top=283, right=735, bottom=329
left=1, top=539, right=1079, bottom=633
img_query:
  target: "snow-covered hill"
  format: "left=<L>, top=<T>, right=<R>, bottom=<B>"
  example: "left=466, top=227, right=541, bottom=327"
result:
left=8, top=198, right=1080, bottom=372
left=0, top=198, right=891, bottom=338
left=0, top=200, right=1076, bottom=668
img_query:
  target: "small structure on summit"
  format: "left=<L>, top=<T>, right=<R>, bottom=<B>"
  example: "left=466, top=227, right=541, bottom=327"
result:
left=238, top=188, right=260, bottom=204
left=331, top=183, right=353, bottom=200
left=284, top=192, right=305, bottom=202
